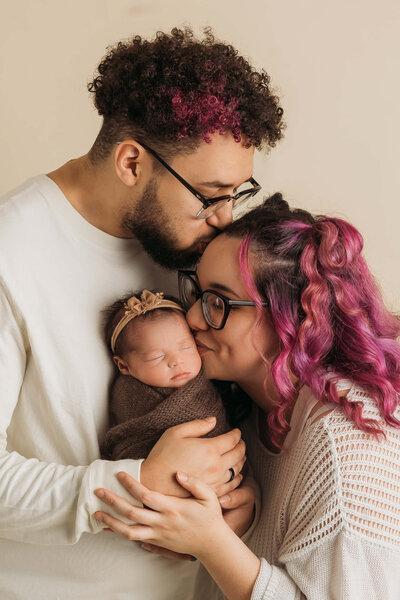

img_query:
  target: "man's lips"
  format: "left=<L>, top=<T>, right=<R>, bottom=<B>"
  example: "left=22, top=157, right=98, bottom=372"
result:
left=198, top=241, right=209, bottom=253
left=196, top=236, right=215, bottom=253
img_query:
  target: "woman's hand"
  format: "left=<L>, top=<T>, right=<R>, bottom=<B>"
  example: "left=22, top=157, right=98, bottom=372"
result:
left=94, top=471, right=261, bottom=600
left=136, top=484, right=257, bottom=561
left=94, top=470, right=231, bottom=558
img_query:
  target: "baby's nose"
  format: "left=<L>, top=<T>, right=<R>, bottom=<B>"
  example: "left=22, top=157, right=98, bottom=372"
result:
left=168, top=354, right=183, bottom=368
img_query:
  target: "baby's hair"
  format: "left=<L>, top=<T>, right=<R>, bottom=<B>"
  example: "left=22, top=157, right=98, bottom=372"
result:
left=103, top=289, right=185, bottom=357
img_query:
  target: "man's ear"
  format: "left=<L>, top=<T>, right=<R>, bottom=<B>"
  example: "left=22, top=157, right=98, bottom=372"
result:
left=113, top=355, right=131, bottom=375
left=114, top=140, right=148, bottom=187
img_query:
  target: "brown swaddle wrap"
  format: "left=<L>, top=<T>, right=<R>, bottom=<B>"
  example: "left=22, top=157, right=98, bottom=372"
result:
left=101, top=369, right=230, bottom=460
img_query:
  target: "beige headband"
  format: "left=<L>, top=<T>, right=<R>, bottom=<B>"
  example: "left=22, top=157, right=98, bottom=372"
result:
left=111, top=290, right=185, bottom=353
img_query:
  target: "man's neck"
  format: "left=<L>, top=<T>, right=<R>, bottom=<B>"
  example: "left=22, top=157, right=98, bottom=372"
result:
left=47, top=154, right=134, bottom=238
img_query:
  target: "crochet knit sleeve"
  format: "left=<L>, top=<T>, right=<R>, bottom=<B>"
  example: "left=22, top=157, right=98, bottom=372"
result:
left=252, top=390, right=400, bottom=600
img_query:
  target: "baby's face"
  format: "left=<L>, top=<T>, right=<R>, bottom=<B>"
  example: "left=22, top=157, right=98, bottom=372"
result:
left=119, top=313, right=202, bottom=388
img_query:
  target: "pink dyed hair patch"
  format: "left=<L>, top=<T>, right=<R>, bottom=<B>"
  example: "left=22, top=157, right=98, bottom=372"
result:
left=166, top=87, right=242, bottom=142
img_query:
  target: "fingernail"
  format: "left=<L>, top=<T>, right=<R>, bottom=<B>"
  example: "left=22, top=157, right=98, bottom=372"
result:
left=219, top=494, right=230, bottom=505
left=141, top=543, right=151, bottom=551
left=177, top=472, right=188, bottom=482
left=94, top=513, right=103, bottom=521
left=205, top=416, right=216, bottom=422
left=95, top=489, right=105, bottom=498
left=117, top=472, right=126, bottom=481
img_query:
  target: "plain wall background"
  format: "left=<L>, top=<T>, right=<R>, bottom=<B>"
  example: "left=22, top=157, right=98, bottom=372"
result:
left=1, top=0, right=399, bottom=309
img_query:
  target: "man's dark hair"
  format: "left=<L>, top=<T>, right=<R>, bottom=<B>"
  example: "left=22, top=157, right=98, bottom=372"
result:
left=88, top=27, right=284, bottom=162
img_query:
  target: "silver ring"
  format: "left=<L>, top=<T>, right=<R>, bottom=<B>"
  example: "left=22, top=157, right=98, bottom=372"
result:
left=228, top=467, right=235, bottom=483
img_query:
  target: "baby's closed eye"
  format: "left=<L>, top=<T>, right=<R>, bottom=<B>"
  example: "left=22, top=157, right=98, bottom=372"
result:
left=144, top=354, right=166, bottom=362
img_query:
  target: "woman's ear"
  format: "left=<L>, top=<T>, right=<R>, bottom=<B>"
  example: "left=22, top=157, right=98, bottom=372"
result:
left=113, top=355, right=131, bottom=375
left=114, top=140, right=148, bottom=187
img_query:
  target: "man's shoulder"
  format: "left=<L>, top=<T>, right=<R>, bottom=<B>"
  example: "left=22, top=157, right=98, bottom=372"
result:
left=0, top=174, right=48, bottom=205
left=0, top=175, right=51, bottom=244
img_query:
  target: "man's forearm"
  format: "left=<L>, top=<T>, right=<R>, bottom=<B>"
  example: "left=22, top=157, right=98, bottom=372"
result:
left=0, top=450, right=143, bottom=544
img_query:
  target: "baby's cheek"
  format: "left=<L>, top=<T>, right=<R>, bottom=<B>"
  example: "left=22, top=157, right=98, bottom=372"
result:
left=193, top=352, right=203, bottom=374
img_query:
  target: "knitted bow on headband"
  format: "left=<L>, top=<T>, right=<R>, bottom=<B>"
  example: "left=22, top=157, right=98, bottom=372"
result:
left=111, top=290, right=184, bottom=353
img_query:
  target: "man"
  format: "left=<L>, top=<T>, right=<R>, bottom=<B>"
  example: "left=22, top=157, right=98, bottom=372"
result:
left=0, top=27, right=283, bottom=599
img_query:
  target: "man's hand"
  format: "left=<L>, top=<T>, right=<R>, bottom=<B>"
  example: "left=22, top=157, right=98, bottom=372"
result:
left=140, top=417, right=246, bottom=497
left=219, top=484, right=256, bottom=538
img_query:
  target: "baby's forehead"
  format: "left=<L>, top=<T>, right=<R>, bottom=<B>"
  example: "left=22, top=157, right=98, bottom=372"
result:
left=129, top=310, right=192, bottom=346
left=145, top=309, right=189, bottom=329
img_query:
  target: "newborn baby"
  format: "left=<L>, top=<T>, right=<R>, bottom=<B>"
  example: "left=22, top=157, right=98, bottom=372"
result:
left=101, top=289, right=230, bottom=461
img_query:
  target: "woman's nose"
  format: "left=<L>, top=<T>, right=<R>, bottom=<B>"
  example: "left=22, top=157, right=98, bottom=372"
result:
left=186, top=299, right=208, bottom=331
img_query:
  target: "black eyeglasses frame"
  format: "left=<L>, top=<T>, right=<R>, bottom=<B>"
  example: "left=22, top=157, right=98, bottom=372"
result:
left=118, top=140, right=261, bottom=220
left=178, top=270, right=268, bottom=330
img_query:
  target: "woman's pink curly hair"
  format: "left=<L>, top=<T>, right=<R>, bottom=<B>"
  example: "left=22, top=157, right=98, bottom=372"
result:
left=226, top=195, right=400, bottom=448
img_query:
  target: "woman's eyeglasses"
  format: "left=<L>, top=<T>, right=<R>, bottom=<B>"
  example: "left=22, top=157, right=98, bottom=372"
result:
left=178, top=270, right=268, bottom=330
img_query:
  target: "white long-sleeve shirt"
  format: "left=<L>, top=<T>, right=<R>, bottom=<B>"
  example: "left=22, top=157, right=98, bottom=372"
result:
left=195, top=382, right=400, bottom=599
left=0, top=175, right=198, bottom=599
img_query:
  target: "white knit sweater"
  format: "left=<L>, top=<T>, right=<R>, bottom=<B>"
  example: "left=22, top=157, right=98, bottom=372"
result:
left=195, top=381, right=400, bottom=599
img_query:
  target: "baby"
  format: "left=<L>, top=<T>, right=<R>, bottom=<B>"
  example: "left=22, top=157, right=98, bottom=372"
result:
left=101, top=289, right=230, bottom=461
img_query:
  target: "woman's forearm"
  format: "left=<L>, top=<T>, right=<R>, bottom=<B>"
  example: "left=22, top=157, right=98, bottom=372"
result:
left=93, top=470, right=262, bottom=598
left=196, top=522, right=261, bottom=600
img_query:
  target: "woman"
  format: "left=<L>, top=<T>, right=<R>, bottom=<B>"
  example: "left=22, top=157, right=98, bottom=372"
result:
left=94, top=194, right=400, bottom=599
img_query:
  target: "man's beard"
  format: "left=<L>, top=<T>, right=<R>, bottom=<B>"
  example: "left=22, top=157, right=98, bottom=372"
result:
left=123, top=178, right=211, bottom=270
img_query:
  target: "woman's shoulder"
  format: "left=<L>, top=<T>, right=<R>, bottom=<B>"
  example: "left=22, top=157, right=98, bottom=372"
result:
left=277, top=387, right=400, bottom=561
left=308, top=383, right=400, bottom=439
left=294, top=385, right=400, bottom=544
left=290, top=382, right=400, bottom=504
left=299, top=384, right=400, bottom=467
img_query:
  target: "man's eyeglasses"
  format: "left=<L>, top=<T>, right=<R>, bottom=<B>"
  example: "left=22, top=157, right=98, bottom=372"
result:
left=135, top=141, right=261, bottom=220
left=178, top=270, right=268, bottom=330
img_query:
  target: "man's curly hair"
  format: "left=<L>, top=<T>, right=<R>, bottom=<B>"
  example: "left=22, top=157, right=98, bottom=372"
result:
left=88, top=27, right=284, bottom=161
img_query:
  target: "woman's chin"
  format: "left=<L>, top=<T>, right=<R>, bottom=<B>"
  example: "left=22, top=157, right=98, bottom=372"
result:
left=202, top=359, right=218, bottom=380
left=202, top=361, right=229, bottom=382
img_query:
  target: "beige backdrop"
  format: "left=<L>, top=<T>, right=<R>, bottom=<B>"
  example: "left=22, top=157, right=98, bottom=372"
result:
left=1, top=0, right=399, bottom=309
